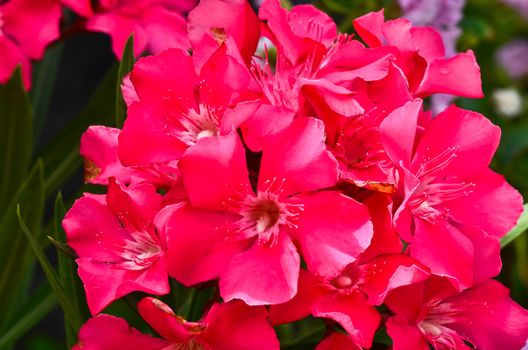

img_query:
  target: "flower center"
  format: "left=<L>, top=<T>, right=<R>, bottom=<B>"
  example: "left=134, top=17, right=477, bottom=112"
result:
left=418, top=300, right=475, bottom=349
left=167, top=104, right=220, bottom=146
left=409, top=147, right=475, bottom=222
left=117, top=230, right=164, bottom=270
left=223, top=179, right=304, bottom=246
left=329, top=263, right=362, bottom=291
left=248, top=198, right=282, bottom=234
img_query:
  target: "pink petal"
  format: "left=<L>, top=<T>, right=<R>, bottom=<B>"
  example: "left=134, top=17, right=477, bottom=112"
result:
left=360, top=254, right=429, bottom=305
left=258, top=117, right=338, bottom=196
left=119, top=103, right=189, bottom=166
left=141, top=7, right=190, bottom=55
left=137, top=297, right=193, bottom=343
left=315, top=333, right=362, bottom=350
left=178, top=132, right=251, bottom=211
left=0, top=36, right=32, bottom=89
left=77, top=257, right=169, bottom=315
left=416, top=51, right=483, bottom=98
left=240, top=104, right=295, bottom=152
left=188, top=0, right=259, bottom=66
left=386, top=316, right=430, bottom=350
left=412, top=105, right=501, bottom=178
left=319, top=41, right=394, bottom=83
left=220, top=233, right=300, bottom=305
left=201, top=300, right=280, bottom=350
left=1, top=0, right=61, bottom=59
left=384, top=280, right=426, bottom=321
left=288, top=5, right=337, bottom=47
left=60, top=0, right=92, bottom=17
left=220, top=101, right=261, bottom=136
left=411, top=219, right=473, bottom=291
left=63, top=196, right=127, bottom=260
left=409, top=27, right=445, bottom=61
left=352, top=10, right=385, bottom=48
left=86, top=13, right=149, bottom=58
left=106, top=179, right=162, bottom=231
left=447, top=280, right=528, bottom=350
left=73, top=314, right=168, bottom=350
left=381, top=18, right=412, bottom=49
left=299, top=78, right=364, bottom=117
left=155, top=203, right=247, bottom=286
left=295, top=191, right=373, bottom=278
left=269, top=269, right=328, bottom=325
left=121, top=74, right=139, bottom=107
left=380, top=99, right=422, bottom=167
left=312, top=291, right=380, bottom=348
left=129, top=48, right=197, bottom=112
left=259, top=0, right=314, bottom=65
left=445, top=169, right=523, bottom=238
left=460, top=226, right=501, bottom=283
left=80, top=126, right=133, bottom=185
left=199, top=43, right=252, bottom=111
left=360, top=194, right=402, bottom=261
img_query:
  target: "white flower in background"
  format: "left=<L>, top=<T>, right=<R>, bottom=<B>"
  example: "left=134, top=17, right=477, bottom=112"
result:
left=493, top=88, right=523, bottom=118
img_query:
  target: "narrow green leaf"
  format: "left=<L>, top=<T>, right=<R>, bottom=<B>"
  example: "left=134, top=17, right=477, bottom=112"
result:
left=53, top=193, right=89, bottom=346
left=501, top=204, right=528, bottom=248
left=0, top=287, right=56, bottom=349
left=0, top=68, right=33, bottom=213
left=116, top=35, right=135, bottom=128
left=30, top=43, right=64, bottom=145
left=17, top=206, right=84, bottom=332
left=186, top=287, right=215, bottom=321
left=0, top=161, right=44, bottom=331
left=38, top=65, right=118, bottom=198
left=282, top=324, right=325, bottom=347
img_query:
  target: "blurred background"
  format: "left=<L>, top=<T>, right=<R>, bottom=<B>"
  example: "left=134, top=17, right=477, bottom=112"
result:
left=16, top=0, right=528, bottom=348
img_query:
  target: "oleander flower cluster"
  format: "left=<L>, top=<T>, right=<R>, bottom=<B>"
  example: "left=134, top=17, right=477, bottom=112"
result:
left=61, top=0, right=528, bottom=349
left=0, top=0, right=196, bottom=88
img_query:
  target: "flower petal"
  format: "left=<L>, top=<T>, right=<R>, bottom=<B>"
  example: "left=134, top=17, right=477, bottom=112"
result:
left=155, top=203, right=247, bottom=286
left=220, top=233, right=300, bottom=305
left=295, top=191, right=373, bottom=278
left=201, top=300, right=280, bottom=350
left=259, top=117, right=338, bottom=196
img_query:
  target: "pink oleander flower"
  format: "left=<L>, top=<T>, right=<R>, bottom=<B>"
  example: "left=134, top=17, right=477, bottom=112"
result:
left=398, top=0, right=465, bottom=57
left=187, top=0, right=260, bottom=70
left=62, top=179, right=169, bottom=314
left=119, top=44, right=258, bottom=166
left=385, top=277, right=528, bottom=349
left=73, top=298, right=280, bottom=350
left=353, top=9, right=483, bottom=99
left=80, top=125, right=186, bottom=204
left=244, top=0, right=402, bottom=157
left=61, top=0, right=194, bottom=58
left=0, top=0, right=61, bottom=88
left=380, top=99, right=522, bottom=289
left=156, top=117, right=373, bottom=305
left=269, top=254, right=429, bottom=348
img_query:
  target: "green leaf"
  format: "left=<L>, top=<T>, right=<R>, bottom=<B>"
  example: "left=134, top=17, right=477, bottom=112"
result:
left=501, top=204, right=528, bottom=248
left=0, top=285, right=57, bottom=349
left=0, top=68, right=33, bottom=213
left=30, top=43, right=64, bottom=145
left=17, top=205, right=84, bottom=332
left=38, top=65, right=118, bottom=198
left=0, top=161, right=44, bottom=331
left=116, top=35, right=135, bottom=128
left=53, top=193, right=89, bottom=346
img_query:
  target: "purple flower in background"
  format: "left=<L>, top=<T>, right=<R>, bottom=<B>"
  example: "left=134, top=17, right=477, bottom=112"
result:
left=398, top=0, right=466, bottom=114
left=398, top=0, right=465, bottom=57
left=502, top=0, right=528, bottom=19
left=496, top=39, right=528, bottom=79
